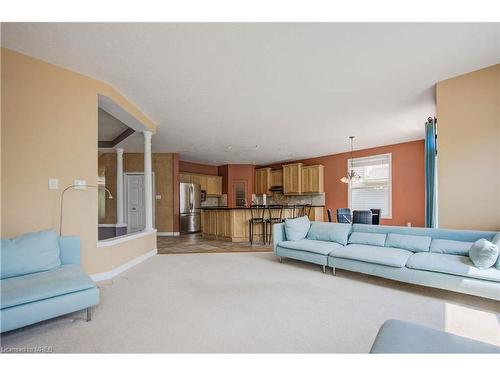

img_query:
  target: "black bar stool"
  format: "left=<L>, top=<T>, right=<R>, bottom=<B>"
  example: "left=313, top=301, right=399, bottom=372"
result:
left=249, top=205, right=266, bottom=245
left=265, top=205, right=284, bottom=244
left=293, top=204, right=304, bottom=218
left=303, top=204, right=312, bottom=219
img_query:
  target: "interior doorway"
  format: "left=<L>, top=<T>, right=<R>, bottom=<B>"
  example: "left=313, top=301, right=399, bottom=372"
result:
left=124, top=172, right=155, bottom=234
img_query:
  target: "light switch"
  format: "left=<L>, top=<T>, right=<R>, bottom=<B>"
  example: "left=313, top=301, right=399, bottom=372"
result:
left=74, top=180, right=87, bottom=189
left=155, top=195, right=162, bottom=200
left=48, top=178, right=59, bottom=190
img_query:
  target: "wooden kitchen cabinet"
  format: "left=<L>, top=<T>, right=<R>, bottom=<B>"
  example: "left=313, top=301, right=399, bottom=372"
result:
left=254, top=168, right=272, bottom=195
left=206, top=175, right=222, bottom=195
left=179, top=173, right=192, bottom=183
left=190, top=174, right=207, bottom=191
left=270, top=169, right=283, bottom=187
left=180, top=173, right=222, bottom=195
left=301, top=165, right=324, bottom=193
left=283, top=163, right=303, bottom=195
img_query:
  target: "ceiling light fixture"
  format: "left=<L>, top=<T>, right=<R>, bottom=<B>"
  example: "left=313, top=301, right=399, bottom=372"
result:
left=340, top=136, right=362, bottom=184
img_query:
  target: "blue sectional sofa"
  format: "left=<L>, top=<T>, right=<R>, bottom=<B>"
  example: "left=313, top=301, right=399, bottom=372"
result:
left=1, top=230, right=99, bottom=333
left=273, top=220, right=500, bottom=300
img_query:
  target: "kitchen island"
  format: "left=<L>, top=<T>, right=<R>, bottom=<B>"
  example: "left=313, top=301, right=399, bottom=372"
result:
left=201, top=206, right=324, bottom=242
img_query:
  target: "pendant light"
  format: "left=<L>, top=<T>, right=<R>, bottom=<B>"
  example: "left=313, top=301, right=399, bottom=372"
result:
left=340, top=136, right=362, bottom=184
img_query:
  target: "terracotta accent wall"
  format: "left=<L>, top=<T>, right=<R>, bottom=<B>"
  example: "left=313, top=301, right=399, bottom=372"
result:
left=265, top=140, right=425, bottom=227
left=1, top=48, right=156, bottom=274
left=217, top=164, right=255, bottom=207
left=98, top=153, right=178, bottom=233
left=436, top=64, right=500, bottom=231
left=179, top=160, right=218, bottom=175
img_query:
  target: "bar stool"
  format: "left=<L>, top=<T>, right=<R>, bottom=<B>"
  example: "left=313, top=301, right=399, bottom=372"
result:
left=303, top=204, right=312, bottom=219
left=249, top=205, right=266, bottom=245
left=292, top=204, right=304, bottom=218
left=265, top=204, right=284, bottom=244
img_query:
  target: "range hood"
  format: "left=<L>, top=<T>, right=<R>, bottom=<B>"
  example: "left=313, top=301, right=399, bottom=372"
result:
left=269, top=185, right=284, bottom=192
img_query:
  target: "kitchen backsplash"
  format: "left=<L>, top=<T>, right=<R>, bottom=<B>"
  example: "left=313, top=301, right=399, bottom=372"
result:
left=252, top=192, right=325, bottom=206
left=202, top=194, right=227, bottom=207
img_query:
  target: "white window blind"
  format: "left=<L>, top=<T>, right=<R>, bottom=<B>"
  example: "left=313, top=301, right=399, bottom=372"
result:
left=348, top=153, right=392, bottom=218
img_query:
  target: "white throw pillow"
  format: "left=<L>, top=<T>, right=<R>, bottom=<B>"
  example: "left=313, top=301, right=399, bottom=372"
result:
left=469, top=239, right=499, bottom=270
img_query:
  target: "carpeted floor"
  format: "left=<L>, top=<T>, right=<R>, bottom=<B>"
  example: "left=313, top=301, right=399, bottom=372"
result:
left=1, top=252, right=499, bottom=353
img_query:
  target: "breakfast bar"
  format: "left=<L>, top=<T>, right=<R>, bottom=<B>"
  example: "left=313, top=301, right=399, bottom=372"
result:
left=201, top=206, right=324, bottom=242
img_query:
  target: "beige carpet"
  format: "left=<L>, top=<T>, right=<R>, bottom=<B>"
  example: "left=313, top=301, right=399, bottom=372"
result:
left=1, top=252, right=499, bottom=353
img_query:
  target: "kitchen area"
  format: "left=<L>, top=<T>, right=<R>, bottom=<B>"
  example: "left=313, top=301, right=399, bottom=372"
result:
left=179, top=162, right=325, bottom=243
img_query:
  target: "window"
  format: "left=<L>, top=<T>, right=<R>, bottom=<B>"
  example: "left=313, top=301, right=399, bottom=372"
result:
left=348, top=153, right=392, bottom=218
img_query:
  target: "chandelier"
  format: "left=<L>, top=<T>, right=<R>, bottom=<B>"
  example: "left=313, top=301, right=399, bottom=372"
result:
left=340, top=136, right=362, bottom=184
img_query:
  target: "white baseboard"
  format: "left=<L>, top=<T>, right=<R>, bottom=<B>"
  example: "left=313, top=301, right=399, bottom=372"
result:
left=157, top=232, right=180, bottom=236
left=90, top=248, right=158, bottom=282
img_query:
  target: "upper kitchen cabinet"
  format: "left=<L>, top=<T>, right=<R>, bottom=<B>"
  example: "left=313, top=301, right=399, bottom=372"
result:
left=270, top=169, right=283, bottom=187
left=301, top=165, right=324, bottom=193
left=283, top=163, right=303, bottom=195
left=189, top=174, right=207, bottom=191
left=179, top=173, right=192, bottom=183
left=180, top=173, right=222, bottom=195
left=254, top=168, right=272, bottom=195
left=206, top=175, right=223, bottom=195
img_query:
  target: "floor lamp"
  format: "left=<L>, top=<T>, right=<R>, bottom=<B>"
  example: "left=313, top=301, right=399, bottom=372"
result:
left=59, top=184, right=113, bottom=236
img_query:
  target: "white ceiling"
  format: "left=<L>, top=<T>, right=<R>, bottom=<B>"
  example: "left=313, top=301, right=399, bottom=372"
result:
left=2, top=23, right=499, bottom=165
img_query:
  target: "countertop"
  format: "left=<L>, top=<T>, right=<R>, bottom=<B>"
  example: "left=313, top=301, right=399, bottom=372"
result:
left=201, top=205, right=325, bottom=210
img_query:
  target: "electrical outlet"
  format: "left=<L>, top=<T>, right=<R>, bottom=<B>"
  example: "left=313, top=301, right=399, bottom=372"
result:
left=74, top=180, right=87, bottom=189
left=48, top=178, right=59, bottom=190
left=155, top=195, right=162, bottom=200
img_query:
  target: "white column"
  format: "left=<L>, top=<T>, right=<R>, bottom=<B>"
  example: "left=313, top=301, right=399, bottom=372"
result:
left=115, top=148, right=125, bottom=226
left=143, top=130, right=154, bottom=231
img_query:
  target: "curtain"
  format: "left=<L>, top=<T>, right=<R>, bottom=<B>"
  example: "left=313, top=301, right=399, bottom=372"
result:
left=425, top=117, right=437, bottom=228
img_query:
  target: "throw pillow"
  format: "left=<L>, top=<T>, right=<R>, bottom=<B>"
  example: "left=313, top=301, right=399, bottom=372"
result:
left=469, top=239, right=499, bottom=270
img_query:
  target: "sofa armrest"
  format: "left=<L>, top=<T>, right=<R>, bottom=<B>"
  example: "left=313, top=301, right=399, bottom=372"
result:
left=58, top=236, right=81, bottom=265
left=273, top=223, right=286, bottom=254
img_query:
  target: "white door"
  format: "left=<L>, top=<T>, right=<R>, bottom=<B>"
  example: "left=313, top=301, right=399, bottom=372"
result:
left=126, top=174, right=145, bottom=233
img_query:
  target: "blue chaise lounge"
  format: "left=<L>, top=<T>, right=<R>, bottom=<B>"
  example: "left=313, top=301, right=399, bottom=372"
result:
left=273, top=219, right=500, bottom=300
left=1, top=230, right=100, bottom=333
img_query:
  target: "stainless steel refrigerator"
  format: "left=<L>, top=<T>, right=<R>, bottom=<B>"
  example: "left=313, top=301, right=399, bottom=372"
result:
left=180, top=182, right=201, bottom=233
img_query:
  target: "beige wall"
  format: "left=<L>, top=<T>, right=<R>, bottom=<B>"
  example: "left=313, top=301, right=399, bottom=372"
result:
left=98, top=153, right=177, bottom=232
left=1, top=48, right=157, bottom=273
left=436, top=64, right=500, bottom=231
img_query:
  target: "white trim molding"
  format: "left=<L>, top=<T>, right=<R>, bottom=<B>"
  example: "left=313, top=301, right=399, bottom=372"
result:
left=98, top=223, right=128, bottom=228
left=90, top=248, right=158, bottom=282
left=97, top=229, right=157, bottom=248
left=157, top=232, right=180, bottom=236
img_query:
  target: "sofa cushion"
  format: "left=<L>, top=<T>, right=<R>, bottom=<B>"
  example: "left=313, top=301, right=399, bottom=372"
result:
left=469, top=239, right=499, bottom=270
left=0, top=265, right=96, bottom=309
left=278, top=239, right=343, bottom=256
left=430, top=239, right=473, bottom=256
left=348, top=232, right=386, bottom=247
left=284, top=216, right=311, bottom=241
left=1, top=230, right=61, bottom=279
left=385, top=233, right=431, bottom=253
left=306, top=222, right=351, bottom=245
left=330, top=244, right=413, bottom=268
left=406, top=252, right=500, bottom=283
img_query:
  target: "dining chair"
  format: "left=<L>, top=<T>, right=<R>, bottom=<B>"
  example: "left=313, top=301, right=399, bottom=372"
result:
left=370, top=209, right=381, bottom=225
left=353, top=210, right=373, bottom=224
left=327, top=208, right=334, bottom=223
left=337, top=208, right=352, bottom=223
